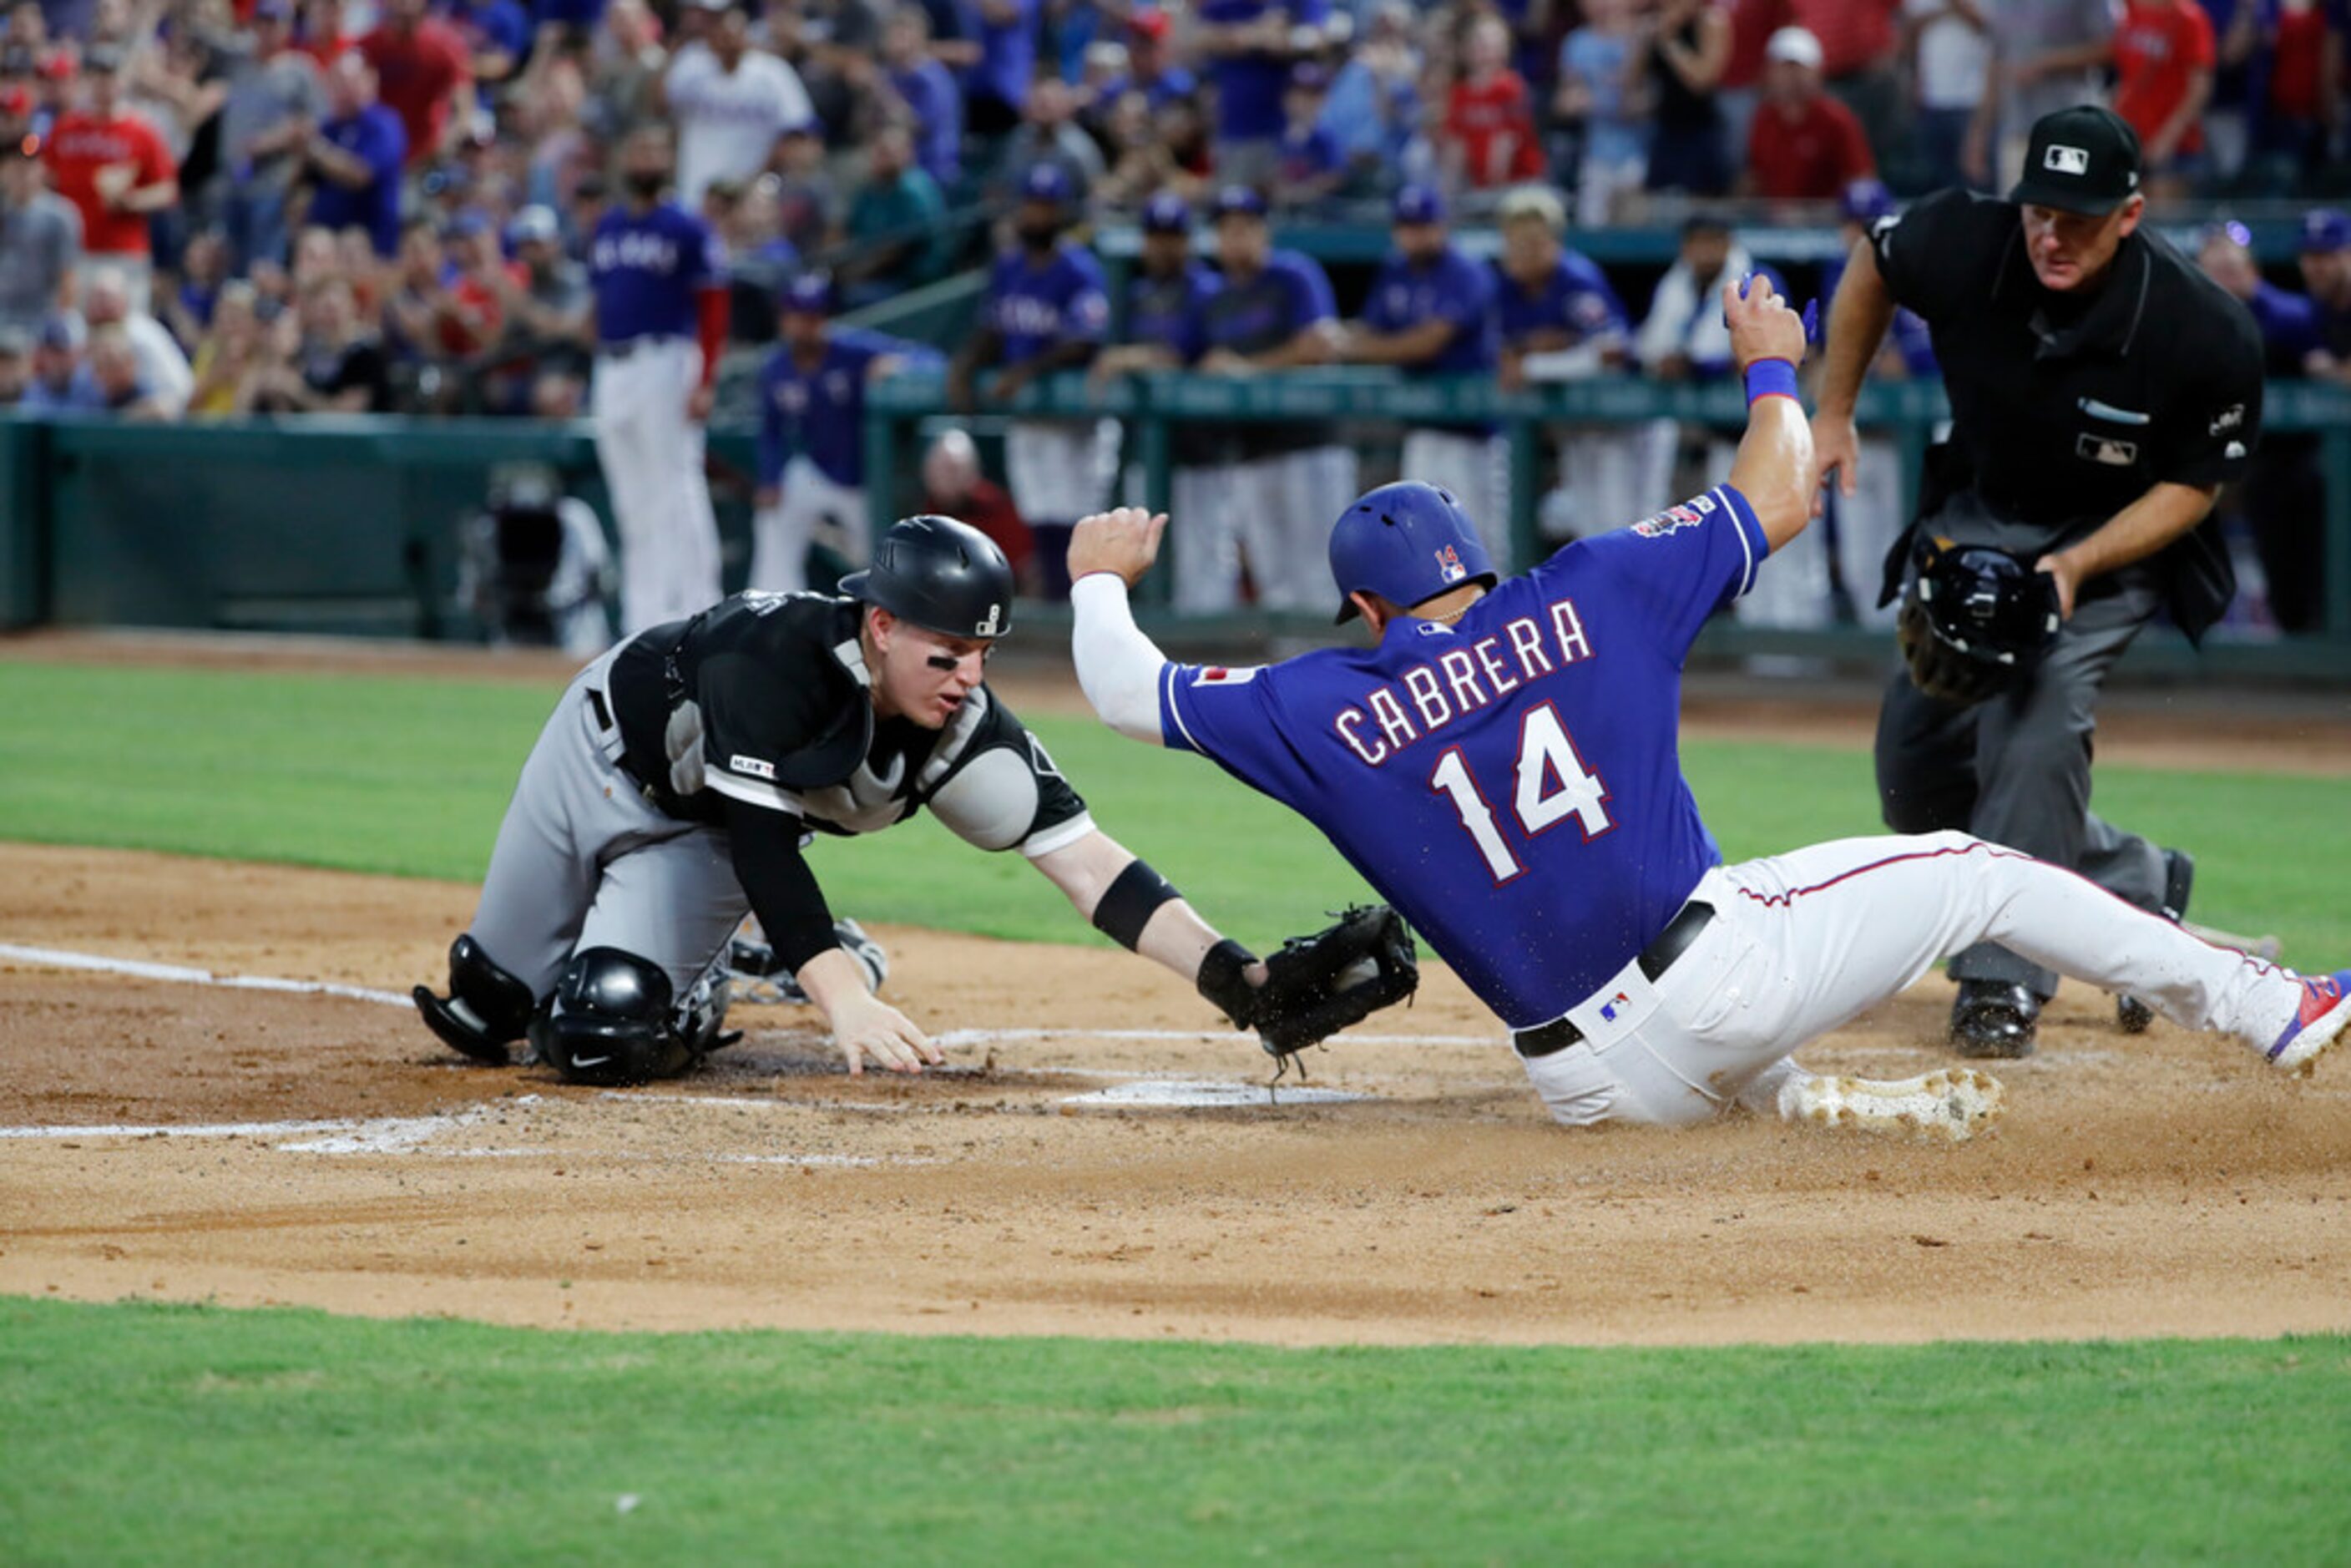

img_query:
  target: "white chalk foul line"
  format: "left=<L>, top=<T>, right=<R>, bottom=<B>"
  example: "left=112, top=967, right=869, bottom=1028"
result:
left=0, top=943, right=410, bottom=1007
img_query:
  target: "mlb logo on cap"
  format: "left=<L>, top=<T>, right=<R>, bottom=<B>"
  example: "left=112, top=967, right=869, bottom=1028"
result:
left=2010, top=105, right=2141, bottom=215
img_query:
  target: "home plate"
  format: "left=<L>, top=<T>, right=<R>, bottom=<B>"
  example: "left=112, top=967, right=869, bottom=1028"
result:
left=1058, top=1078, right=1369, bottom=1110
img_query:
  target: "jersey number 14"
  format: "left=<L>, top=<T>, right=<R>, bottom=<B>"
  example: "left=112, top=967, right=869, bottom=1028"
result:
left=1428, top=704, right=1612, bottom=883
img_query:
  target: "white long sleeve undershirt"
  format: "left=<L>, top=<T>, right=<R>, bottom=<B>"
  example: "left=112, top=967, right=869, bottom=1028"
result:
left=1069, top=574, right=1171, bottom=746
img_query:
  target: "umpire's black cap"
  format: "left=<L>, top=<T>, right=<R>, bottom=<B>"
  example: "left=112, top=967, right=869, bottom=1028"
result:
left=840, top=515, right=1017, bottom=640
left=2010, top=105, right=2141, bottom=215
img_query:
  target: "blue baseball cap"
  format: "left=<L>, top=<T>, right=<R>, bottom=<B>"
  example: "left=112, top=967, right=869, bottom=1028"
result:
left=1393, top=184, right=1446, bottom=225
left=1141, top=190, right=1191, bottom=234
left=1838, top=177, right=1893, bottom=223
left=1210, top=184, right=1267, bottom=220
left=1327, top=481, right=1498, bottom=624
left=2300, top=209, right=2351, bottom=255
left=1020, top=161, right=1074, bottom=204
left=779, top=271, right=833, bottom=315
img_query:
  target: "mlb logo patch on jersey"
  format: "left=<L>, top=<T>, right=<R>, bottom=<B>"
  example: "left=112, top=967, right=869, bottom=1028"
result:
left=2075, top=433, right=2139, bottom=467
left=1631, top=501, right=1706, bottom=539
left=731, top=754, right=777, bottom=781
left=1435, top=544, right=1468, bottom=584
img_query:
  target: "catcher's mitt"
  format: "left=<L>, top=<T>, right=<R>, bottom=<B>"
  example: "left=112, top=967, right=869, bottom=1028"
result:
left=1251, top=904, right=1419, bottom=1060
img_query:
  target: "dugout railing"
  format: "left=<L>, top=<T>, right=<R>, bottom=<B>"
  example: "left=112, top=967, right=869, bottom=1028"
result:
left=2, top=376, right=2347, bottom=680
left=860, top=368, right=2351, bottom=676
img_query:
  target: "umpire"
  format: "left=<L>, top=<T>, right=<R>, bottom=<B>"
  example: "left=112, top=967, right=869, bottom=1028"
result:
left=1812, top=105, right=2265, bottom=1057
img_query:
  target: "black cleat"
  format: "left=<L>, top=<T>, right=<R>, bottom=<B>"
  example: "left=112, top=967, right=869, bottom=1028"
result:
left=1951, top=979, right=2041, bottom=1059
left=2117, top=849, right=2194, bottom=1034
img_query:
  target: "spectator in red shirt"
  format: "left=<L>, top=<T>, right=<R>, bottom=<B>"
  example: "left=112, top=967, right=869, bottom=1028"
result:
left=920, top=427, right=1034, bottom=591
left=358, top=0, right=474, bottom=167
left=1742, top=27, right=1876, bottom=200
left=42, top=46, right=177, bottom=311
left=1442, top=13, right=1546, bottom=190
left=2111, top=0, right=2215, bottom=194
left=2253, top=0, right=2342, bottom=182
left=1782, top=0, right=1907, bottom=164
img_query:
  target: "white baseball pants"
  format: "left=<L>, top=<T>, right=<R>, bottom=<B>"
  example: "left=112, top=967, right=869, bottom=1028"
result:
left=1522, top=832, right=2306, bottom=1129
left=593, top=339, right=724, bottom=635
left=750, top=455, right=869, bottom=595
left=1401, top=430, right=1509, bottom=568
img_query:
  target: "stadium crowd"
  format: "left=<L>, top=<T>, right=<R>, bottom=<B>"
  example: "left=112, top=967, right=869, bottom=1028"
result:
left=0, top=0, right=2337, bottom=630
left=0, top=0, right=2343, bottom=416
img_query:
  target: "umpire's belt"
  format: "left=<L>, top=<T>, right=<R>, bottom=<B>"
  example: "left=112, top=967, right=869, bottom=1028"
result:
left=1512, top=901, right=1716, bottom=1060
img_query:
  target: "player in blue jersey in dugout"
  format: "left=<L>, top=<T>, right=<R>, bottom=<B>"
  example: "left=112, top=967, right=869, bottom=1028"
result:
left=1063, top=273, right=2351, bottom=1138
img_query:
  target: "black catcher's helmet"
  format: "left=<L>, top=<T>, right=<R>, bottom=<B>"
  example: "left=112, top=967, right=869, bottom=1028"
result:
left=1897, top=535, right=2062, bottom=707
left=838, top=515, right=1017, bottom=640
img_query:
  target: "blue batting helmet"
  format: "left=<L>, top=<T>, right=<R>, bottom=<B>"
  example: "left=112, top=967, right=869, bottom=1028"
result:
left=1327, top=482, right=1498, bottom=624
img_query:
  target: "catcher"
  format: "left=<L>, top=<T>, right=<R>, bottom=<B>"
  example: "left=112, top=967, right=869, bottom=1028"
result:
left=412, top=514, right=1417, bottom=1085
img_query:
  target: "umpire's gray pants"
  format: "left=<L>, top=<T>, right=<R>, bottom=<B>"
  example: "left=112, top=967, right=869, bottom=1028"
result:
left=467, top=645, right=749, bottom=1003
left=1873, top=577, right=2171, bottom=999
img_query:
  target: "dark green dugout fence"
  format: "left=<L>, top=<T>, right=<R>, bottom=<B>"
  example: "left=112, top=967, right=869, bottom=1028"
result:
left=4, top=374, right=2348, bottom=678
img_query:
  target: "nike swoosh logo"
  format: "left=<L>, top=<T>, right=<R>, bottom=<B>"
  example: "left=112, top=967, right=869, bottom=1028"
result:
left=569, top=1054, right=610, bottom=1069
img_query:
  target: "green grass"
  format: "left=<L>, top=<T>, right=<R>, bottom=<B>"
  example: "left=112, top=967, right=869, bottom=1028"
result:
left=2, top=1300, right=2345, bottom=1565
left=0, top=659, right=2339, bottom=960
left=3, top=659, right=2345, bottom=1564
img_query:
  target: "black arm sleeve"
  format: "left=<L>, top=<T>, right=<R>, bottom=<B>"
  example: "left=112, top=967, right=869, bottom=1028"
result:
left=725, top=797, right=841, bottom=976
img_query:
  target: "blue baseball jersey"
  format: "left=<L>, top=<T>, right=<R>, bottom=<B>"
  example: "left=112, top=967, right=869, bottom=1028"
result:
left=1196, top=248, right=1333, bottom=354
left=756, top=326, right=943, bottom=490
left=1125, top=259, right=1219, bottom=362
left=307, top=104, right=407, bottom=257
left=1095, top=64, right=1199, bottom=114
left=589, top=203, right=723, bottom=346
left=1364, top=244, right=1499, bottom=375
left=1822, top=252, right=1936, bottom=378
left=1157, top=487, right=1772, bottom=1029
left=1200, top=0, right=1293, bottom=139
left=983, top=240, right=1110, bottom=366
left=1494, top=249, right=1630, bottom=350
left=959, top=0, right=1038, bottom=106
left=1277, top=123, right=1344, bottom=185
left=889, top=59, right=963, bottom=186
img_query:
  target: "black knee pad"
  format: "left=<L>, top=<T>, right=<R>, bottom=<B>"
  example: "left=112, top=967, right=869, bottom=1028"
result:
left=533, top=947, right=698, bottom=1086
left=412, top=934, right=538, bottom=1064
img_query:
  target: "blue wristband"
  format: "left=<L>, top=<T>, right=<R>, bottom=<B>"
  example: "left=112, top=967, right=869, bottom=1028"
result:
left=1744, top=359, right=1800, bottom=406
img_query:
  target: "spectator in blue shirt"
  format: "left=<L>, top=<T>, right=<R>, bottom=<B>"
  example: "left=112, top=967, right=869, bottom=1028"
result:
left=1318, top=1, right=1421, bottom=192
left=881, top=5, right=962, bottom=190
left=1197, top=0, right=1327, bottom=189
left=958, top=0, right=1038, bottom=137
left=301, top=53, right=407, bottom=257
left=1273, top=64, right=1346, bottom=208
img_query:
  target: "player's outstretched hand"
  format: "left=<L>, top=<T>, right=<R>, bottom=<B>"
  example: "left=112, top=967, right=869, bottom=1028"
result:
left=796, top=946, right=943, bottom=1075
left=828, top=989, right=942, bottom=1076
left=1722, top=274, right=1806, bottom=373
left=1068, top=506, right=1167, bottom=589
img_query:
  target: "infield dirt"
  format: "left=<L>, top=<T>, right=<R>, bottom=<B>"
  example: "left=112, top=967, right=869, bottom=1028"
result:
left=3, top=842, right=2347, bottom=1348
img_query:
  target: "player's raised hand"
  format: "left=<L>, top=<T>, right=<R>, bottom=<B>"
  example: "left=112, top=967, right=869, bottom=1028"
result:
left=1722, top=273, right=1806, bottom=372
left=1068, top=506, right=1167, bottom=589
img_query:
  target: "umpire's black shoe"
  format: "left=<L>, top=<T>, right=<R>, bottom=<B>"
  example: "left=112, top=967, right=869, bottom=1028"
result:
left=2117, top=849, right=2196, bottom=1034
left=1951, top=980, right=2041, bottom=1058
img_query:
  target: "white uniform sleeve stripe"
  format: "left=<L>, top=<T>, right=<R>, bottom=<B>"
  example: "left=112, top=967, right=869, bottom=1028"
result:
left=702, top=771, right=805, bottom=815
left=1714, top=485, right=1762, bottom=599
left=1162, top=664, right=1205, bottom=754
left=1019, top=812, right=1096, bottom=859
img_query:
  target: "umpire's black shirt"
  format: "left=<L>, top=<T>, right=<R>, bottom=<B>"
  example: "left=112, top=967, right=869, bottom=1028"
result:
left=1870, top=190, right=2265, bottom=637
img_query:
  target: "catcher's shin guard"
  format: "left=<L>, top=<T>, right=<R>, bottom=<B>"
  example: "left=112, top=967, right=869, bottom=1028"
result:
left=413, top=934, right=538, bottom=1065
